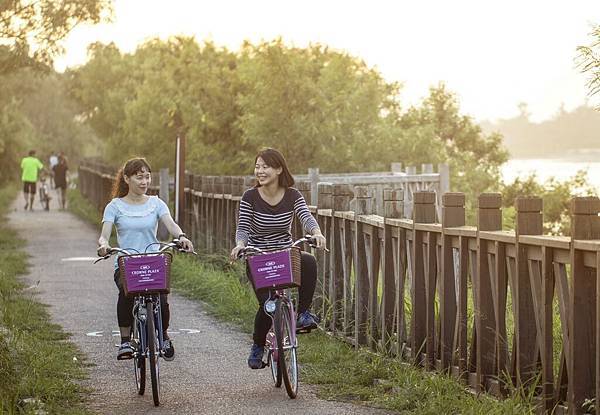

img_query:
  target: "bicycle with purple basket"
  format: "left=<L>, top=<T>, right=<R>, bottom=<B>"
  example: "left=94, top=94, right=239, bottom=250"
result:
left=95, top=239, right=196, bottom=407
left=237, top=235, right=323, bottom=399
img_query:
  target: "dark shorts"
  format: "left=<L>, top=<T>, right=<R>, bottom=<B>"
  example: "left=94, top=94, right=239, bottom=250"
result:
left=55, top=181, right=67, bottom=190
left=23, top=181, right=36, bottom=194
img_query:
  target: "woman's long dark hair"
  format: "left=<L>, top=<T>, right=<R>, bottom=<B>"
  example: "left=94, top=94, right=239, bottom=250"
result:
left=254, top=148, right=294, bottom=188
left=111, top=157, right=152, bottom=198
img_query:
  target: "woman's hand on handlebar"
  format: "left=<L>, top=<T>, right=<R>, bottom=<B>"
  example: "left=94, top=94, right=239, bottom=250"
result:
left=97, top=244, right=111, bottom=257
left=312, top=233, right=327, bottom=250
left=177, top=236, right=194, bottom=252
left=230, top=244, right=245, bottom=262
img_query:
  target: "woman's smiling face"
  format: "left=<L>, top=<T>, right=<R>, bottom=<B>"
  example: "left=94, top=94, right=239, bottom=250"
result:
left=254, top=157, right=281, bottom=187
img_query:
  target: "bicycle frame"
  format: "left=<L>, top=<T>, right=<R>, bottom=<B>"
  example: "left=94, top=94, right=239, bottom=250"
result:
left=132, top=294, right=165, bottom=359
left=264, top=288, right=298, bottom=361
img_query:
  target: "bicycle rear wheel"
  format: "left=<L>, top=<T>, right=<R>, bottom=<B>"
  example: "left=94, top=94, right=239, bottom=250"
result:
left=274, top=299, right=298, bottom=399
left=147, top=301, right=160, bottom=406
left=133, top=320, right=146, bottom=395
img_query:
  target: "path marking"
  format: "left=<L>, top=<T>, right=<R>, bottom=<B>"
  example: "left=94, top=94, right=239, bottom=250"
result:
left=86, top=329, right=200, bottom=337
left=61, top=257, right=98, bottom=262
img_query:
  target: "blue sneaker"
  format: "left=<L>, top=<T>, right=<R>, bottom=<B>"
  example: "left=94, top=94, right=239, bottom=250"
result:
left=117, top=342, right=134, bottom=360
left=297, top=310, right=319, bottom=332
left=247, top=344, right=265, bottom=369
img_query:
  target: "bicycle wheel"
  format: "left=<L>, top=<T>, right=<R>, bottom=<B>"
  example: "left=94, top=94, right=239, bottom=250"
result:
left=274, top=299, right=298, bottom=398
left=147, top=301, right=160, bottom=406
left=266, top=331, right=281, bottom=387
left=133, top=320, right=146, bottom=395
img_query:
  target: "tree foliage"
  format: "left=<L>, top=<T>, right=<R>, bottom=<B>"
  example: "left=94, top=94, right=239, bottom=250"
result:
left=66, top=36, right=507, bottom=201
left=0, top=0, right=112, bottom=74
left=578, top=24, right=600, bottom=103
left=0, top=69, right=99, bottom=183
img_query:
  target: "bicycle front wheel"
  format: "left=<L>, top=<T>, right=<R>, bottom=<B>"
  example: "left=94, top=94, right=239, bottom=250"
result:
left=274, top=299, right=298, bottom=399
left=133, top=320, right=146, bottom=395
left=147, top=301, right=160, bottom=406
left=266, top=331, right=281, bottom=387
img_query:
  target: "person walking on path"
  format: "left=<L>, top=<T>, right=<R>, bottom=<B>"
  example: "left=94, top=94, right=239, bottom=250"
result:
left=49, top=150, right=58, bottom=188
left=97, top=157, right=194, bottom=361
left=230, top=148, right=326, bottom=370
left=21, top=150, right=44, bottom=211
left=52, top=153, right=69, bottom=209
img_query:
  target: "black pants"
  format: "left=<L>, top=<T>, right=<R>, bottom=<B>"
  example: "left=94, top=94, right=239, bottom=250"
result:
left=250, top=251, right=317, bottom=347
left=113, top=270, right=170, bottom=332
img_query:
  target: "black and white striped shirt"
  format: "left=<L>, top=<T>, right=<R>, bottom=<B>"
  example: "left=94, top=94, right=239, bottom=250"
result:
left=235, top=187, right=320, bottom=250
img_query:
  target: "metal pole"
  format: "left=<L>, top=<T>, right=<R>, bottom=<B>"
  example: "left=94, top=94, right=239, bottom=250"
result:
left=174, top=133, right=186, bottom=224
left=175, top=135, right=181, bottom=222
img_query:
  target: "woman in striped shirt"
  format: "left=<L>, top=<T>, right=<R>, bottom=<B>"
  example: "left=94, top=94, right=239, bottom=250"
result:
left=230, top=148, right=326, bottom=369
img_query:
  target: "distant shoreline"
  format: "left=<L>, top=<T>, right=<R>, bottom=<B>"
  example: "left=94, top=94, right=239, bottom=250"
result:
left=501, top=158, right=600, bottom=191
left=507, top=149, right=600, bottom=163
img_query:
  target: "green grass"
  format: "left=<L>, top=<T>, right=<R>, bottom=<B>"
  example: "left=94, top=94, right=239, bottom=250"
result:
left=67, top=188, right=103, bottom=229
left=0, top=184, right=91, bottom=414
left=170, top=253, right=535, bottom=414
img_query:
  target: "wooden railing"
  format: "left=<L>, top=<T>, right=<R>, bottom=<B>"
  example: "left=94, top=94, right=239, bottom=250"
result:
left=78, top=161, right=600, bottom=414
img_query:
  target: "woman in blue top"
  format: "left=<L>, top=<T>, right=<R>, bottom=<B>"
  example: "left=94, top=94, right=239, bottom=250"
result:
left=97, top=157, right=193, bottom=361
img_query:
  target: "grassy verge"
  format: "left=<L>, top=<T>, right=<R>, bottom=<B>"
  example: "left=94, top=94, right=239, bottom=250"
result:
left=68, top=187, right=535, bottom=414
left=67, top=188, right=103, bottom=228
left=0, top=184, right=90, bottom=414
left=171, top=254, right=535, bottom=414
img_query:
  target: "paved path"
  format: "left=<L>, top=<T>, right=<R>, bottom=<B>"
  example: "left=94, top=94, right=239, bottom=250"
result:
left=8, top=197, right=391, bottom=414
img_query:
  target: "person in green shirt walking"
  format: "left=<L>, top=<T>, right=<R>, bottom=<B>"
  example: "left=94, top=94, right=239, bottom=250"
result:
left=21, top=150, right=44, bottom=211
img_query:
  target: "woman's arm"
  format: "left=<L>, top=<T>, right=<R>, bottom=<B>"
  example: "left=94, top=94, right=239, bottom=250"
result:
left=293, top=194, right=326, bottom=249
left=159, top=214, right=193, bottom=251
left=230, top=196, right=253, bottom=260
left=97, top=222, right=113, bottom=256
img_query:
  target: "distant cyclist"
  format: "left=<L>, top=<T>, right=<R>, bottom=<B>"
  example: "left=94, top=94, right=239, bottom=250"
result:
left=21, top=150, right=44, bottom=211
left=230, top=148, right=326, bottom=369
left=97, top=157, right=193, bottom=361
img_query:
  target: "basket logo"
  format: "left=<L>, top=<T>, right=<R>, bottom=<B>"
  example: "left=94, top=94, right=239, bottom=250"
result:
left=265, top=261, right=276, bottom=266
left=140, top=264, right=151, bottom=270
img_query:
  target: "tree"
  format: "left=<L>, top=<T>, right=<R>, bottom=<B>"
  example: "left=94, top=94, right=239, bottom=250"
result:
left=0, top=98, right=35, bottom=183
left=577, top=24, right=600, bottom=104
left=399, top=84, right=509, bottom=222
left=0, top=0, right=112, bottom=74
left=235, top=39, right=401, bottom=173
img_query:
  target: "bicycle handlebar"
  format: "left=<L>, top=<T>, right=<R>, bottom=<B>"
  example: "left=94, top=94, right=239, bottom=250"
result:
left=236, top=235, right=328, bottom=260
left=94, top=239, right=197, bottom=264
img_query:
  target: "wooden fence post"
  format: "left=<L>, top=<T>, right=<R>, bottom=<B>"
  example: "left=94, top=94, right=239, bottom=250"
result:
left=514, top=196, right=542, bottom=388
left=412, top=191, right=436, bottom=366
left=335, top=185, right=355, bottom=337
left=569, top=197, right=600, bottom=413
left=440, top=192, right=465, bottom=371
left=381, top=188, right=404, bottom=353
left=330, top=184, right=353, bottom=334
left=476, top=193, right=502, bottom=392
left=316, top=182, right=333, bottom=324
left=353, top=185, right=371, bottom=346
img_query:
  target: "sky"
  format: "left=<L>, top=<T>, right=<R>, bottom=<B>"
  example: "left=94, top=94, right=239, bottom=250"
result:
left=54, top=0, right=600, bottom=123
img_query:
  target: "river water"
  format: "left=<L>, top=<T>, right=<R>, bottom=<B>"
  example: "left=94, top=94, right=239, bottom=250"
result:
left=501, top=158, right=600, bottom=194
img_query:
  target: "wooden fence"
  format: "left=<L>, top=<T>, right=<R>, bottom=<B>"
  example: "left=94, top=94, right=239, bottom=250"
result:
left=78, top=161, right=600, bottom=414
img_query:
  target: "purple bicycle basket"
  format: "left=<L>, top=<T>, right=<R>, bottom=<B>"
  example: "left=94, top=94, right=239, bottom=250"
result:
left=247, top=247, right=301, bottom=291
left=118, top=253, right=172, bottom=296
